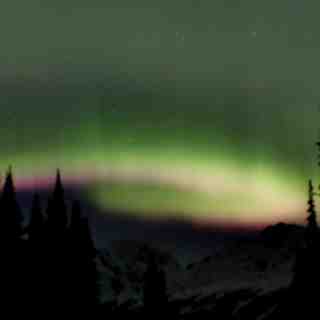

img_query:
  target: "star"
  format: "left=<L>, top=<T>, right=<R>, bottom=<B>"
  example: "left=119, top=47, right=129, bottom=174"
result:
left=251, top=31, right=257, bottom=38
left=176, top=31, right=184, bottom=39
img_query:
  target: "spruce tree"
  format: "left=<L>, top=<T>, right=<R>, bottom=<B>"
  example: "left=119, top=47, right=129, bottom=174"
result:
left=27, top=193, right=47, bottom=313
left=69, top=200, right=99, bottom=311
left=0, top=167, right=23, bottom=239
left=45, top=170, right=70, bottom=310
left=287, top=179, right=320, bottom=318
left=0, top=167, right=25, bottom=311
left=280, top=141, right=320, bottom=319
left=306, top=179, right=318, bottom=247
left=317, top=141, right=320, bottom=167
left=46, top=169, right=68, bottom=233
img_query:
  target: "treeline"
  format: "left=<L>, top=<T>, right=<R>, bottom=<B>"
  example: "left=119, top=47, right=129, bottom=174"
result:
left=0, top=168, right=169, bottom=317
left=0, top=168, right=98, bottom=314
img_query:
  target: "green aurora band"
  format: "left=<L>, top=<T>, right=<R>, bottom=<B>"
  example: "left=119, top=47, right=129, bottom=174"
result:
left=0, top=87, right=317, bottom=228
left=1, top=0, right=320, bottom=228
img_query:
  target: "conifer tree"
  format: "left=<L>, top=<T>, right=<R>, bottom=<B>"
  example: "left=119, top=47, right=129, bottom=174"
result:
left=0, top=167, right=26, bottom=311
left=27, top=193, right=47, bottom=313
left=277, top=143, right=320, bottom=319
left=46, top=169, right=68, bottom=234
left=45, top=170, right=70, bottom=310
left=317, top=141, right=320, bottom=167
left=0, top=167, right=23, bottom=239
left=69, top=200, right=99, bottom=311
left=306, top=179, right=318, bottom=246
left=287, top=179, right=320, bottom=318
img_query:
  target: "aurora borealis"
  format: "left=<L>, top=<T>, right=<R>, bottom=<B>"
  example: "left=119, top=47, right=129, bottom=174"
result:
left=0, top=0, right=320, bottom=228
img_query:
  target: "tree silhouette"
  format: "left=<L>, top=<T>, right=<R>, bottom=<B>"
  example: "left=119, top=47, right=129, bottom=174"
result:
left=285, top=179, right=320, bottom=318
left=69, top=200, right=100, bottom=312
left=46, top=169, right=68, bottom=234
left=316, top=141, right=320, bottom=167
left=0, top=167, right=26, bottom=311
left=0, top=167, right=23, bottom=239
left=306, top=179, right=318, bottom=246
left=276, top=141, right=320, bottom=319
left=27, top=192, right=47, bottom=313
left=44, top=170, right=71, bottom=310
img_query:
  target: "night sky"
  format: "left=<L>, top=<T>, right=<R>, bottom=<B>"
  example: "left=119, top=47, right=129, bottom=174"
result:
left=0, top=0, right=319, bottom=228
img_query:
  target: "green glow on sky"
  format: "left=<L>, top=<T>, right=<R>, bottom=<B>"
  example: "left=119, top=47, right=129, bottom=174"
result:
left=0, top=0, right=319, bottom=227
left=0, top=135, right=307, bottom=227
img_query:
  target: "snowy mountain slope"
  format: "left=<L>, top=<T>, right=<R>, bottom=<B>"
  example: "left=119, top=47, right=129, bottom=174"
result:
left=96, top=222, right=304, bottom=316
